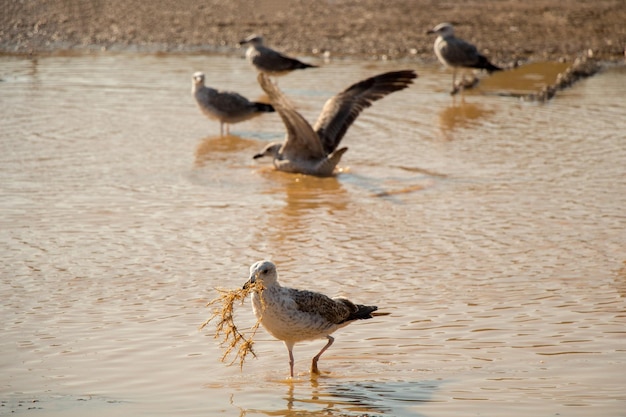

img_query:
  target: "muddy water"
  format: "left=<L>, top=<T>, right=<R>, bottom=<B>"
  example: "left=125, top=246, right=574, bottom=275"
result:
left=1, top=53, right=625, bottom=416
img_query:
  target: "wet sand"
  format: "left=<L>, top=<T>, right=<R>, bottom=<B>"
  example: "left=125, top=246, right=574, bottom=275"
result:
left=2, top=0, right=625, bottom=64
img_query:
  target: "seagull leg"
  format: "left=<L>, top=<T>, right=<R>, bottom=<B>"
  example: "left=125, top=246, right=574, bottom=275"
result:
left=285, top=341, right=295, bottom=378
left=311, top=335, right=334, bottom=375
left=288, top=348, right=295, bottom=378
left=451, top=68, right=459, bottom=95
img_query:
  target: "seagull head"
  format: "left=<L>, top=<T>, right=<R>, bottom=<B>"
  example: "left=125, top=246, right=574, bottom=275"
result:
left=239, top=34, right=264, bottom=47
left=426, top=22, right=455, bottom=38
left=192, top=72, right=205, bottom=86
left=253, top=142, right=282, bottom=160
left=243, top=260, right=277, bottom=289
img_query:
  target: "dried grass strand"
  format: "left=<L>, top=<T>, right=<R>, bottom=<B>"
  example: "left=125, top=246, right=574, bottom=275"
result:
left=199, top=282, right=263, bottom=369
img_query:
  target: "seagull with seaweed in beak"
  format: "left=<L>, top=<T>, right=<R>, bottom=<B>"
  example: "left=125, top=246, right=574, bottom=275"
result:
left=243, top=260, right=386, bottom=378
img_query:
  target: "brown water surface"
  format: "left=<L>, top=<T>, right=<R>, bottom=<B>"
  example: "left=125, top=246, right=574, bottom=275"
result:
left=1, top=53, right=625, bottom=416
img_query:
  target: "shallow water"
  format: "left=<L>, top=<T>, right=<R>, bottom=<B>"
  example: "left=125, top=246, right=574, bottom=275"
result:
left=1, top=52, right=625, bottom=416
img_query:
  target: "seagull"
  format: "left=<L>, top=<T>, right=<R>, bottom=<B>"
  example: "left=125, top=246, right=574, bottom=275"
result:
left=191, top=72, right=275, bottom=137
left=243, top=260, right=384, bottom=378
left=252, top=70, right=417, bottom=176
left=426, top=22, right=502, bottom=94
left=239, top=34, right=317, bottom=77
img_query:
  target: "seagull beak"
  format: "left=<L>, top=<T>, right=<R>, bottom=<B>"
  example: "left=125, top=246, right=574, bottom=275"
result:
left=252, top=153, right=263, bottom=159
left=426, top=29, right=435, bottom=35
left=243, top=275, right=256, bottom=289
left=238, top=39, right=248, bottom=46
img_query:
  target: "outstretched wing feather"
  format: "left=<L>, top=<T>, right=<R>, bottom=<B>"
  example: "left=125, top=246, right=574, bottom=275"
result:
left=257, top=73, right=325, bottom=159
left=314, top=70, right=417, bottom=154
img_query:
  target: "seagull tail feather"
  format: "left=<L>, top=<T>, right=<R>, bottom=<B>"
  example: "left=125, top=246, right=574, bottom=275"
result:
left=253, top=102, right=275, bottom=113
left=475, top=55, right=502, bottom=73
left=295, top=61, right=318, bottom=70
left=342, top=304, right=379, bottom=322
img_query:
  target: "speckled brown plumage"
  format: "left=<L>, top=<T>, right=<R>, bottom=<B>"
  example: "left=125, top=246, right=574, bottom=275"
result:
left=242, top=260, right=383, bottom=377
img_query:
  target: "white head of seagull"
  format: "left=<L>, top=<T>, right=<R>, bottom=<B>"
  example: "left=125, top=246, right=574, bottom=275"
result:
left=427, top=22, right=455, bottom=39
left=242, top=260, right=383, bottom=378
left=239, top=34, right=264, bottom=47
left=245, top=260, right=278, bottom=286
left=192, top=71, right=204, bottom=84
left=252, top=70, right=417, bottom=176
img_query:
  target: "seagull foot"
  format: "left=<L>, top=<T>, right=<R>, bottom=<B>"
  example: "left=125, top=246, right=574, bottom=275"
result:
left=311, top=363, right=320, bottom=375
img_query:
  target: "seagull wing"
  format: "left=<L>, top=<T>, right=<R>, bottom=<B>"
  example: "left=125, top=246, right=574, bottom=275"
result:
left=313, top=70, right=417, bottom=154
left=289, top=288, right=353, bottom=325
left=440, top=37, right=482, bottom=67
left=254, top=46, right=311, bottom=72
left=214, top=90, right=254, bottom=114
left=257, top=73, right=325, bottom=159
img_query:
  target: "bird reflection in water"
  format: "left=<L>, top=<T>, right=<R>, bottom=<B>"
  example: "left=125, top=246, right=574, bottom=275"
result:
left=252, top=171, right=349, bottom=255
left=261, top=172, right=348, bottom=216
left=438, top=98, right=494, bottom=141
left=194, top=134, right=262, bottom=167
left=232, top=378, right=439, bottom=416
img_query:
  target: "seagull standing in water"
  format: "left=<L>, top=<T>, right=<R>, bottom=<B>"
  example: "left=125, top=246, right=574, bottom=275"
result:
left=243, top=260, right=384, bottom=378
left=239, top=35, right=317, bottom=77
left=252, top=70, right=417, bottom=176
left=426, top=22, right=502, bottom=94
left=191, top=72, right=275, bottom=136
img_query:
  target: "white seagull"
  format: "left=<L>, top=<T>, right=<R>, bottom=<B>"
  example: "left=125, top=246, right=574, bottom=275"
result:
left=239, top=34, right=318, bottom=77
left=252, top=70, right=417, bottom=176
left=192, top=72, right=275, bottom=136
left=243, top=260, right=385, bottom=378
left=427, top=22, right=502, bottom=93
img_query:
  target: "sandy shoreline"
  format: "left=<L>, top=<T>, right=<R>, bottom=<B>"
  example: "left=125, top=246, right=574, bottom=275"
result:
left=2, top=0, right=625, bottom=64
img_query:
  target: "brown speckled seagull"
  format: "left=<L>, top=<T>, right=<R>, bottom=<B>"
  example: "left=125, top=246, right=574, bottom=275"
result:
left=252, top=70, right=417, bottom=176
left=239, top=34, right=317, bottom=77
left=192, top=72, right=275, bottom=136
left=243, top=260, right=385, bottom=378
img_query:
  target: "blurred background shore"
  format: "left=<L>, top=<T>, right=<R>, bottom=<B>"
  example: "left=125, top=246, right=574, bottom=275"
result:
left=2, top=0, right=625, bottom=64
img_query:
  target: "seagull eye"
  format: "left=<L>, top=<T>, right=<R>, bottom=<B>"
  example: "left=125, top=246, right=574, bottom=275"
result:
left=262, top=268, right=268, bottom=274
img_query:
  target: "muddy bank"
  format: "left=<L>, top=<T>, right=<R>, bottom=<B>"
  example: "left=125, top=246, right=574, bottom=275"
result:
left=1, top=0, right=625, bottom=64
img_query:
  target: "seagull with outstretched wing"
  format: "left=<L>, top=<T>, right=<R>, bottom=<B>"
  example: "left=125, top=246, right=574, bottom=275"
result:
left=253, top=70, right=417, bottom=176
